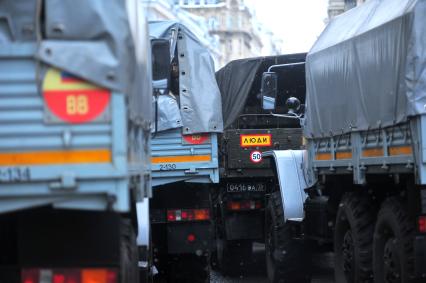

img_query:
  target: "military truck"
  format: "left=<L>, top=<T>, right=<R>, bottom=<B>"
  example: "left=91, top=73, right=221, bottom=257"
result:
left=148, top=21, right=223, bottom=283
left=261, top=1, right=426, bottom=282
left=211, top=54, right=306, bottom=275
left=0, top=1, right=152, bottom=282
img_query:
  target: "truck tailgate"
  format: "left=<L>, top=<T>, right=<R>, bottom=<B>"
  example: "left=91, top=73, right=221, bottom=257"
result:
left=0, top=44, right=128, bottom=213
left=151, top=128, right=219, bottom=186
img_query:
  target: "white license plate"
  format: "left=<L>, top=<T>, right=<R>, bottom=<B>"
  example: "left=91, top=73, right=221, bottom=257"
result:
left=226, top=183, right=265, bottom=193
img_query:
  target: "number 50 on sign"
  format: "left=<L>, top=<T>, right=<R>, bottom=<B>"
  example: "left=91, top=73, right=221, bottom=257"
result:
left=250, top=151, right=262, bottom=163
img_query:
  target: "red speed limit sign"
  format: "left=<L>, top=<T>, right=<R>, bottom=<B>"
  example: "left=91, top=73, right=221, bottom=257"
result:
left=250, top=151, right=262, bottom=163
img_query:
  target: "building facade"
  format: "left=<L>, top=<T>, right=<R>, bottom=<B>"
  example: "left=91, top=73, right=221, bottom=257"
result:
left=142, top=0, right=222, bottom=67
left=176, top=0, right=280, bottom=68
left=328, top=0, right=366, bottom=19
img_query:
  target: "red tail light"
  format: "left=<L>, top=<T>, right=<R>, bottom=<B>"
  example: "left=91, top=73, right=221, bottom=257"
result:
left=227, top=200, right=263, bottom=211
left=22, top=269, right=39, bottom=283
left=167, top=209, right=210, bottom=222
left=21, top=268, right=117, bottom=283
left=419, top=216, right=426, bottom=233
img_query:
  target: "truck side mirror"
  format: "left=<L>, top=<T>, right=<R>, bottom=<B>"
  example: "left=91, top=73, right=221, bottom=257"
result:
left=261, top=72, right=277, bottom=110
left=151, top=39, right=171, bottom=87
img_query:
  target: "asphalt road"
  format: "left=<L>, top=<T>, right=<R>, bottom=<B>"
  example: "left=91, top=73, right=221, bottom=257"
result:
left=210, top=243, right=334, bottom=283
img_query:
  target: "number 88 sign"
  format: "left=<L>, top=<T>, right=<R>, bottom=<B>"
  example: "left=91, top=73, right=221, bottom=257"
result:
left=250, top=151, right=262, bottom=163
left=43, top=68, right=111, bottom=124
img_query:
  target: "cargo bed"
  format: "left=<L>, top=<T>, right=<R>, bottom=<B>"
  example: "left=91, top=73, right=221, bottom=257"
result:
left=151, top=128, right=219, bottom=186
left=0, top=44, right=133, bottom=213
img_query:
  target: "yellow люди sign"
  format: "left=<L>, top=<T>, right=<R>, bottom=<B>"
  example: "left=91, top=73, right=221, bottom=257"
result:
left=240, top=134, right=272, bottom=147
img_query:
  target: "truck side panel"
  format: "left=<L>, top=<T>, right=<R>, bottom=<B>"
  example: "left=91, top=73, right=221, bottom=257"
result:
left=0, top=44, right=131, bottom=213
left=151, top=128, right=219, bottom=186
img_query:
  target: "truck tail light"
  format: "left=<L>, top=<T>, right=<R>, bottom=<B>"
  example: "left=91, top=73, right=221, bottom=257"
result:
left=227, top=200, right=263, bottom=211
left=167, top=209, right=210, bottom=222
left=21, top=268, right=117, bottom=283
left=419, top=216, right=426, bottom=233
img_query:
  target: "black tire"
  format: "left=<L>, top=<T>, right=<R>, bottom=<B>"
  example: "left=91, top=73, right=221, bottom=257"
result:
left=265, top=191, right=311, bottom=283
left=217, top=239, right=253, bottom=276
left=334, top=192, right=375, bottom=283
left=168, top=254, right=210, bottom=283
left=120, top=219, right=139, bottom=283
left=373, top=197, right=416, bottom=283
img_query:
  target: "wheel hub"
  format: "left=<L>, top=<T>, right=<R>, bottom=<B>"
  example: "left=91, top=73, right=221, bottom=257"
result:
left=342, top=230, right=355, bottom=282
left=383, top=237, right=401, bottom=283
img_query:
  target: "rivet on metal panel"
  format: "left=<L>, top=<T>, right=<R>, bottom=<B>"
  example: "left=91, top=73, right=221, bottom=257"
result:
left=185, top=127, right=189, bottom=132
left=180, top=53, right=185, bottom=57
left=22, top=24, right=34, bottom=35
left=106, top=71, right=115, bottom=81
left=52, top=23, right=64, bottom=34
left=62, top=130, right=72, bottom=148
left=45, top=48, right=52, bottom=56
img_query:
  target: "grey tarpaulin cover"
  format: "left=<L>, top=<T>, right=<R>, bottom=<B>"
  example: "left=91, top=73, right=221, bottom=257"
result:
left=305, top=0, right=426, bottom=138
left=149, top=21, right=223, bottom=134
left=216, top=58, right=262, bottom=129
left=0, top=0, right=152, bottom=126
left=216, top=54, right=306, bottom=129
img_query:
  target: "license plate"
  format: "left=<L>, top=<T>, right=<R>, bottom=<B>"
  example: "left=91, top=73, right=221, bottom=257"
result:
left=226, top=183, right=266, bottom=193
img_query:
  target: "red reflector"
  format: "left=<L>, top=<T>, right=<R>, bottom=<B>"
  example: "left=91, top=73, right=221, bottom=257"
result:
left=227, top=200, right=263, bottom=211
left=106, top=269, right=118, bottom=283
left=167, top=210, right=176, bottom=221
left=53, top=274, right=66, bottom=283
left=194, top=209, right=210, bottom=220
left=187, top=234, right=196, bottom=242
left=21, top=269, right=39, bottom=283
left=227, top=201, right=241, bottom=211
left=419, top=216, right=426, bottom=233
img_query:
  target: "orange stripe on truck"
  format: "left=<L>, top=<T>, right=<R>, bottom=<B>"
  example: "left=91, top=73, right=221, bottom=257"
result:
left=389, top=146, right=413, bottom=156
left=152, top=155, right=211, bottom=164
left=0, top=149, right=111, bottom=166
left=315, top=153, right=332, bottom=161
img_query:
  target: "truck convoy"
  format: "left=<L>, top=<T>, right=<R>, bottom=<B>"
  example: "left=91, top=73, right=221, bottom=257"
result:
left=260, top=0, right=426, bottom=282
left=0, top=1, right=153, bottom=283
left=212, top=53, right=306, bottom=275
left=148, top=21, right=223, bottom=283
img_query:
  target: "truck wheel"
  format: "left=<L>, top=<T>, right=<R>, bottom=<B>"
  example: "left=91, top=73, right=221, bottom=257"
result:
left=168, top=254, right=210, bottom=283
left=217, top=239, right=252, bottom=276
left=120, top=219, right=139, bottom=283
left=373, top=197, right=415, bottom=283
left=265, top=191, right=311, bottom=283
left=334, top=193, right=375, bottom=283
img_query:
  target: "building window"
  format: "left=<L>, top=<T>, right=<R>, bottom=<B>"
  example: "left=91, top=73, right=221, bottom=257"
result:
left=208, top=17, right=218, bottom=30
left=227, top=17, right=233, bottom=29
left=344, top=0, right=356, bottom=10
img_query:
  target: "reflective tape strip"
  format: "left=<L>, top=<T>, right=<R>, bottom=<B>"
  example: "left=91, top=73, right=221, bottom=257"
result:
left=0, top=149, right=111, bottom=166
left=151, top=155, right=211, bottom=164
left=315, top=153, right=332, bottom=161
left=362, top=148, right=384, bottom=157
left=336, top=151, right=352, bottom=160
left=389, top=146, right=413, bottom=156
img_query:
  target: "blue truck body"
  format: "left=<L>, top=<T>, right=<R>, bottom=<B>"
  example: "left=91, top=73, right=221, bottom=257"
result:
left=151, top=128, right=219, bottom=186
